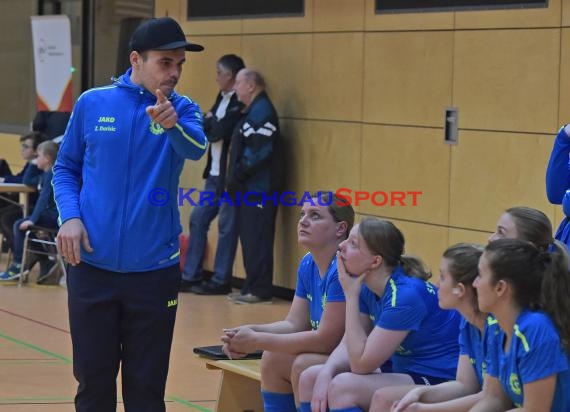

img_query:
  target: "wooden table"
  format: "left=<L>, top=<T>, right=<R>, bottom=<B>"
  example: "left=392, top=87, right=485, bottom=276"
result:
left=0, top=183, right=36, bottom=215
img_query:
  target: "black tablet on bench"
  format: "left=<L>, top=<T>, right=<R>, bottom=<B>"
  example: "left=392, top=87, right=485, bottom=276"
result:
left=193, top=345, right=263, bottom=360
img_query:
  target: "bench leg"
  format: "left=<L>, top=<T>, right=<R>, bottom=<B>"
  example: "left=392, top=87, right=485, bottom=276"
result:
left=216, top=370, right=263, bottom=412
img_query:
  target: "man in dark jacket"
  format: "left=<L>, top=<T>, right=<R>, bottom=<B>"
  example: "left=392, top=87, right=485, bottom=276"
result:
left=180, top=54, right=245, bottom=295
left=226, top=68, right=281, bottom=304
left=0, top=131, right=43, bottom=252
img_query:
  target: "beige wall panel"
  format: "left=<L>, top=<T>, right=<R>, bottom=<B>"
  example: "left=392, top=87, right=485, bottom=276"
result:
left=364, top=0, right=453, bottom=31
left=273, top=207, right=308, bottom=289
left=363, top=32, right=453, bottom=126
left=370, top=217, right=449, bottom=279
left=448, top=228, right=491, bottom=248
left=449, top=131, right=554, bottom=231
left=559, top=29, right=570, bottom=123
left=310, top=33, right=364, bottom=121
left=180, top=2, right=242, bottom=35
left=178, top=154, right=208, bottom=237
left=313, top=0, right=365, bottom=32
left=360, top=125, right=450, bottom=225
left=553, top=205, right=566, bottom=235
left=178, top=36, right=242, bottom=111
left=455, top=0, right=560, bottom=29
left=300, top=121, right=362, bottom=194
left=564, top=0, right=570, bottom=26
left=155, top=0, right=182, bottom=19
left=242, top=34, right=312, bottom=118
left=0, top=133, right=22, bottom=170
left=453, top=29, right=559, bottom=133
left=242, top=0, right=314, bottom=33
left=280, top=119, right=312, bottom=193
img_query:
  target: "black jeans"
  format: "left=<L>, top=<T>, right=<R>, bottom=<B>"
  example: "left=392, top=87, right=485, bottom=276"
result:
left=237, top=194, right=278, bottom=299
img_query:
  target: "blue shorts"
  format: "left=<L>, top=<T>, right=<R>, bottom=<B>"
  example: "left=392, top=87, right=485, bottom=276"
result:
left=407, top=373, right=450, bottom=386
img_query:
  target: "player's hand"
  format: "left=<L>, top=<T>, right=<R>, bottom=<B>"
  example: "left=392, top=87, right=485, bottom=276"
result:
left=146, top=89, right=178, bottom=129
left=56, top=218, right=93, bottom=265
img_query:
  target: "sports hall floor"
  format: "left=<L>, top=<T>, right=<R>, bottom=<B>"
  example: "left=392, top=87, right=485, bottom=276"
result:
left=0, top=257, right=290, bottom=411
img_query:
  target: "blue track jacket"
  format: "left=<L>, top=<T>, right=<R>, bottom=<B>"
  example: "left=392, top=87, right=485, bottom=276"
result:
left=546, top=125, right=570, bottom=246
left=53, top=69, right=207, bottom=272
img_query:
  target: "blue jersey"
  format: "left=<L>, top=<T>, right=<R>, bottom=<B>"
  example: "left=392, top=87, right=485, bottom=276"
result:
left=294, top=253, right=345, bottom=330
left=359, top=266, right=460, bottom=379
left=485, top=310, right=570, bottom=411
left=459, top=317, right=488, bottom=387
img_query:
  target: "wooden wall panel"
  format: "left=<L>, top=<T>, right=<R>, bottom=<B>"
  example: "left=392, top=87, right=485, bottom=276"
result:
left=242, top=0, right=314, bottom=34
left=180, top=1, right=242, bottom=35
left=154, top=0, right=181, bottom=19
left=0, top=133, right=23, bottom=171
left=363, top=31, right=453, bottom=127
left=178, top=36, right=243, bottom=111
left=360, top=125, right=450, bottom=225
left=363, top=0, right=454, bottom=31
left=242, top=34, right=312, bottom=118
left=310, top=33, right=364, bottom=121
left=559, top=29, right=570, bottom=124
left=313, top=0, right=365, bottom=32
left=455, top=0, right=561, bottom=29
left=453, top=29, right=560, bottom=133
left=564, top=0, right=570, bottom=26
left=449, top=131, right=554, bottom=231
left=448, top=228, right=491, bottom=248
left=302, top=121, right=362, bottom=193
left=383, top=218, right=449, bottom=279
left=280, top=120, right=312, bottom=195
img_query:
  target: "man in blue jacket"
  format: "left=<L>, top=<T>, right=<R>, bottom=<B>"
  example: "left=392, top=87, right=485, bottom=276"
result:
left=226, top=69, right=281, bottom=304
left=53, top=17, right=207, bottom=412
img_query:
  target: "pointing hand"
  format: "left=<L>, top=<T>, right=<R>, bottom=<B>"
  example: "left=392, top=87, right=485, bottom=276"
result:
left=146, top=89, right=177, bottom=129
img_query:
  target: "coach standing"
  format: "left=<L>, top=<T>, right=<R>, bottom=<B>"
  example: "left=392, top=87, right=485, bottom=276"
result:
left=53, top=17, right=207, bottom=412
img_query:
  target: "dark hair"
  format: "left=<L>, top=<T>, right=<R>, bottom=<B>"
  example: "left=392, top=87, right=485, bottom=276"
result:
left=505, top=207, right=553, bottom=251
left=484, top=238, right=570, bottom=352
left=218, top=54, right=245, bottom=77
left=443, top=243, right=484, bottom=309
left=20, top=131, right=46, bottom=150
left=359, top=218, right=431, bottom=280
left=310, top=191, right=355, bottom=240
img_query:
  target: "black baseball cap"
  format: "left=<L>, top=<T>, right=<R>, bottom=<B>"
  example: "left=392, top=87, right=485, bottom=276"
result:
left=129, top=17, right=204, bottom=53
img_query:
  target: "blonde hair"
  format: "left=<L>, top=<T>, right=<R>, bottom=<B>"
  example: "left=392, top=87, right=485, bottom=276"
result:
left=37, top=140, right=58, bottom=164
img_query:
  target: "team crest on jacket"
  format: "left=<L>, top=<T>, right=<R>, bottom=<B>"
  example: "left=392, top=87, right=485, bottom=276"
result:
left=150, top=121, right=164, bottom=135
left=509, top=373, right=521, bottom=395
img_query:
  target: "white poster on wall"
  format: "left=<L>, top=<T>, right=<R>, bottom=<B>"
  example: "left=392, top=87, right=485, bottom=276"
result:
left=31, top=15, right=73, bottom=112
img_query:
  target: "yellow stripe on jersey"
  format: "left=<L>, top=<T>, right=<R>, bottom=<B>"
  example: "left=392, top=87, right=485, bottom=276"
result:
left=389, top=279, right=397, bottom=307
left=174, top=123, right=207, bottom=149
left=513, top=324, right=530, bottom=352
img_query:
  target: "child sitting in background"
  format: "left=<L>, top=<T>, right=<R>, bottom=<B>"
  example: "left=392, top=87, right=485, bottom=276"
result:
left=0, top=140, right=59, bottom=281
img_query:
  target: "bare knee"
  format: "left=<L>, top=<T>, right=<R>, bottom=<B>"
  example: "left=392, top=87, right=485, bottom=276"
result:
left=370, top=387, right=395, bottom=412
left=328, top=372, right=358, bottom=406
left=291, top=354, right=319, bottom=384
left=298, top=364, right=323, bottom=401
left=260, top=351, right=292, bottom=392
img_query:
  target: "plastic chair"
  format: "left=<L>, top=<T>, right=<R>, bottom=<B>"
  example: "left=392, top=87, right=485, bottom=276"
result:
left=19, top=226, right=66, bottom=285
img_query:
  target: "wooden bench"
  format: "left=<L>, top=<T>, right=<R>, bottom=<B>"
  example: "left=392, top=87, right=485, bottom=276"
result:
left=201, top=357, right=263, bottom=412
